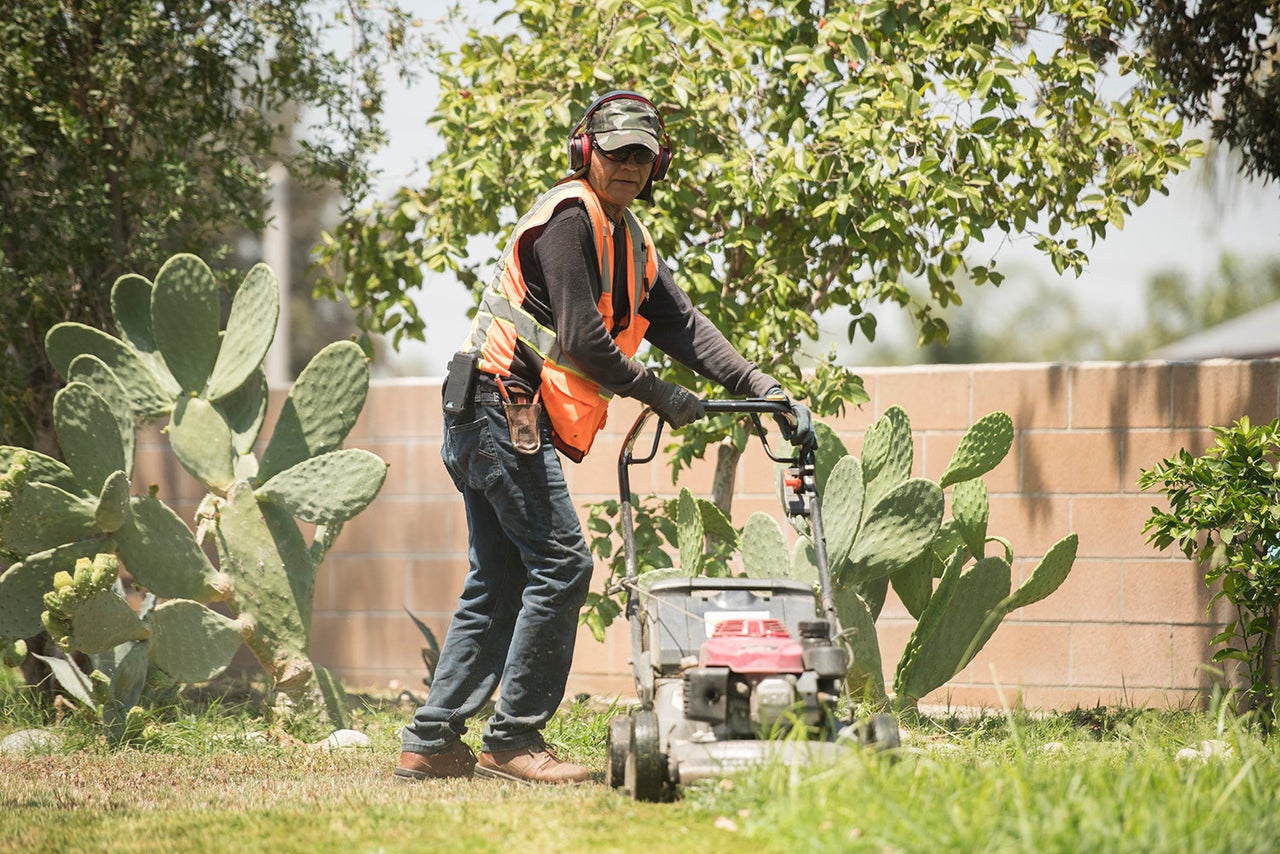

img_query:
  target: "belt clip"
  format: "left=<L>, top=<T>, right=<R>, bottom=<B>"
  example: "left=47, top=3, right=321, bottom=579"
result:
left=496, top=377, right=543, bottom=455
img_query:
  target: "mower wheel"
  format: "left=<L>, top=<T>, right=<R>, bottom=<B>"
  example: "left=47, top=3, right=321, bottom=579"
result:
left=860, top=713, right=901, bottom=751
left=606, top=715, right=632, bottom=789
left=625, top=709, right=666, bottom=802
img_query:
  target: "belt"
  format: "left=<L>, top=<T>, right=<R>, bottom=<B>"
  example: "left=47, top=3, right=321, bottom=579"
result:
left=475, top=372, right=537, bottom=405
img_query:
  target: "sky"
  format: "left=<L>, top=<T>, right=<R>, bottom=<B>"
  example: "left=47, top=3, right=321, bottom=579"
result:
left=360, top=2, right=1280, bottom=376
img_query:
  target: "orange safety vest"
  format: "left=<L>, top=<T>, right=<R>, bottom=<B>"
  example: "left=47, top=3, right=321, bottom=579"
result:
left=463, top=179, right=658, bottom=461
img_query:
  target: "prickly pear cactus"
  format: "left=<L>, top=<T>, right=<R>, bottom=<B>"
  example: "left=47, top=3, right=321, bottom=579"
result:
left=759, top=406, right=1078, bottom=710
left=0, top=253, right=387, bottom=731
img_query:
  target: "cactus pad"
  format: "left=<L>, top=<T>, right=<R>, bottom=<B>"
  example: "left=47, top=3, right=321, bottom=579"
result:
left=257, top=341, right=369, bottom=483
left=895, top=556, right=1011, bottom=701
left=862, top=406, right=913, bottom=512
left=95, top=471, right=133, bottom=533
left=145, top=600, right=244, bottom=683
left=215, top=482, right=313, bottom=687
left=812, top=420, right=850, bottom=496
left=168, top=396, right=236, bottom=492
left=152, top=253, right=221, bottom=394
left=821, top=454, right=864, bottom=571
left=889, top=552, right=934, bottom=620
left=939, top=411, right=1013, bottom=488
left=789, top=539, right=820, bottom=585
left=845, top=478, right=943, bottom=585
left=1, top=447, right=83, bottom=495
left=0, top=540, right=103, bottom=638
left=206, top=264, right=280, bottom=402
left=0, top=481, right=99, bottom=555
left=951, top=477, right=990, bottom=557
left=675, top=488, right=704, bottom=575
left=110, top=274, right=157, bottom=353
left=66, top=588, right=150, bottom=655
left=740, top=512, right=789, bottom=579
left=832, top=583, right=885, bottom=700
left=54, top=382, right=128, bottom=496
left=113, top=495, right=223, bottom=601
left=217, top=368, right=269, bottom=457
left=67, top=354, right=136, bottom=476
left=45, top=322, right=173, bottom=417
left=255, top=449, right=388, bottom=525
left=1006, top=534, right=1079, bottom=610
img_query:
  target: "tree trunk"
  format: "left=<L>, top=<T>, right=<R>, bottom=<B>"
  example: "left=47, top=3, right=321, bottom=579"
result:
left=710, top=440, right=741, bottom=516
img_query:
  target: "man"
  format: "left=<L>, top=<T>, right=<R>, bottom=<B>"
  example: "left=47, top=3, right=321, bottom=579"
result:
left=396, top=91, right=811, bottom=785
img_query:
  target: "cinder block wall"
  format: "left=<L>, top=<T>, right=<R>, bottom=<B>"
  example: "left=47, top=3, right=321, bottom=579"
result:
left=136, top=360, right=1280, bottom=710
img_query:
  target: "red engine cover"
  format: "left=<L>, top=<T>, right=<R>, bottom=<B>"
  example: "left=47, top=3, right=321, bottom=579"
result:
left=699, top=619, right=804, bottom=673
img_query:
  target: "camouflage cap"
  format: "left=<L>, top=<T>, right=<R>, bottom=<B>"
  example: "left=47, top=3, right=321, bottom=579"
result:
left=587, top=97, right=662, bottom=155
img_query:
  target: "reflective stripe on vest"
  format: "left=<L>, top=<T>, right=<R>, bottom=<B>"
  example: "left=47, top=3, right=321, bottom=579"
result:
left=463, top=179, right=658, bottom=461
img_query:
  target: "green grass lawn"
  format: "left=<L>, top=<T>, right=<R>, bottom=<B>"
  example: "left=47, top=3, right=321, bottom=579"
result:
left=2, top=672, right=1279, bottom=854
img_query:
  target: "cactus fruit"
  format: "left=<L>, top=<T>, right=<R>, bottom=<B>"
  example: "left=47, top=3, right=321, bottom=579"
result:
left=40, top=555, right=143, bottom=654
left=0, top=252, right=386, bottom=731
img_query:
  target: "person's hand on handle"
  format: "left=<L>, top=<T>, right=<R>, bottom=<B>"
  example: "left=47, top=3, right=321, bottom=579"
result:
left=633, top=372, right=705, bottom=427
left=763, top=385, right=814, bottom=447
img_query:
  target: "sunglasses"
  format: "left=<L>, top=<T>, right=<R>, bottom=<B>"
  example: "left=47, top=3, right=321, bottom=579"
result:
left=592, top=139, right=658, bottom=165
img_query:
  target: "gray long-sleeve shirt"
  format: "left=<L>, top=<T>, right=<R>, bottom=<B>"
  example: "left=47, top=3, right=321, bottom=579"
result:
left=505, top=203, right=775, bottom=399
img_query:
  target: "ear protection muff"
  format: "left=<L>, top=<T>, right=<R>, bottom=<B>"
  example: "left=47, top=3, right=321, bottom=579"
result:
left=567, top=90, right=672, bottom=185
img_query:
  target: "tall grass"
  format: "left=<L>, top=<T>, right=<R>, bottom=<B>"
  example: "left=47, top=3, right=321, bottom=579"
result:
left=3, top=671, right=1279, bottom=854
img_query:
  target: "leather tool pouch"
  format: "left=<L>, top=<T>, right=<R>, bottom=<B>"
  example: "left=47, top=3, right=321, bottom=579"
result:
left=504, top=400, right=543, bottom=455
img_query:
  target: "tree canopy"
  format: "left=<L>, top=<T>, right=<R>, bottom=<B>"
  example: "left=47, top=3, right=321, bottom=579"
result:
left=0, top=0, right=416, bottom=450
left=1137, top=0, right=1280, bottom=184
left=321, top=0, right=1198, bottom=419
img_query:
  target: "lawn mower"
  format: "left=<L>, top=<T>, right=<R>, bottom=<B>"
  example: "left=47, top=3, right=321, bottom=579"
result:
left=605, top=399, right=900, bottom=802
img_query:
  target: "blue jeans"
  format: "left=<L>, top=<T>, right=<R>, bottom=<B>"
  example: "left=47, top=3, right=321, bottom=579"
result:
left=401, top=389, right=594, bottom=755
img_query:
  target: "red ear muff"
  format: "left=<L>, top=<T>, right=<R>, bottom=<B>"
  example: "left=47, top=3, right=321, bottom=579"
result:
left=651, top=146, right=672, bottom=182
left=567, top=132, right=592, bottom=172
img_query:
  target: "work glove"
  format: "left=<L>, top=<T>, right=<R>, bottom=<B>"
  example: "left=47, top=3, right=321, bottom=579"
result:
left=764, top=386, right=814, bottom=447
left=632, top=372, right=705, bottom=428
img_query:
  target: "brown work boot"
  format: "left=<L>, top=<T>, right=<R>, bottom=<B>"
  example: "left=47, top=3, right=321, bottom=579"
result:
left=475, top=742, right=591, bottom=785
left=393, top=741, right=476, bottom=781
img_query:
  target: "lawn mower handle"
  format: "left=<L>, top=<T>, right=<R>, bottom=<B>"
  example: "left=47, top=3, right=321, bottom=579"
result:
left=615, top=399, right=838, bottom=628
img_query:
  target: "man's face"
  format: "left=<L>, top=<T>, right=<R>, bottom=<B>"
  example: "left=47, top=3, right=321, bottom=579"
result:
left=587, top=139, right=656, bottom=212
